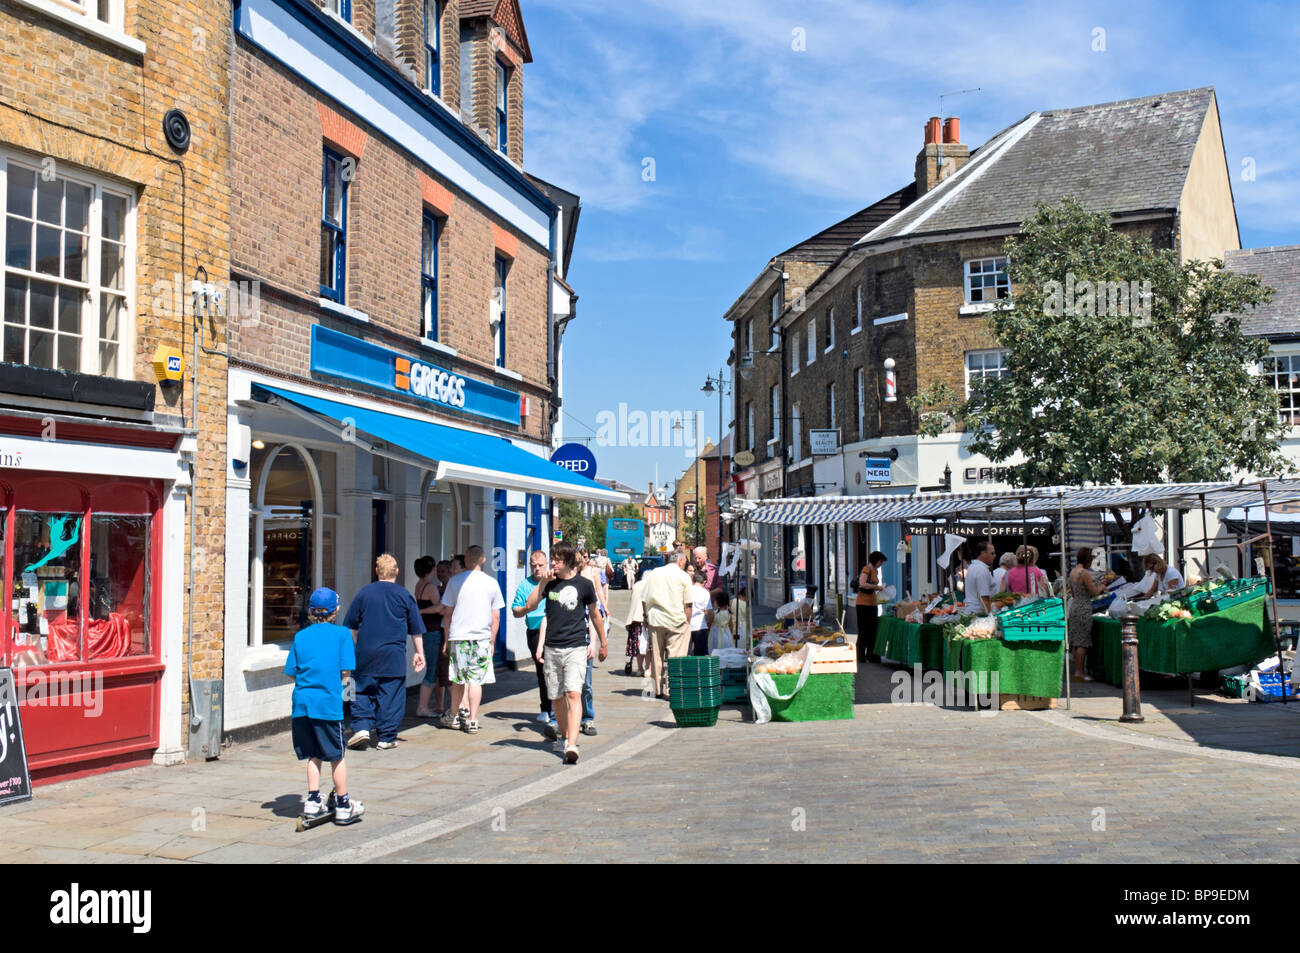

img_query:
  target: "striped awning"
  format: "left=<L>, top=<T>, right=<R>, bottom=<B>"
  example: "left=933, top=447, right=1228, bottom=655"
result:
left=735, top=479, right=1300, bottom=526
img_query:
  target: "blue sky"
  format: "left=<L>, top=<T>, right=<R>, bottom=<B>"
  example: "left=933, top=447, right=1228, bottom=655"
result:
left=518, top=0, right=1300, bottom=495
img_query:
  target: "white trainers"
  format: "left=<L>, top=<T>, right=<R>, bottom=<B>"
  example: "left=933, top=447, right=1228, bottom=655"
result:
left=302, top=795, right=325, bottom=817
left=564, top=743, right=580, bottom=765
left=334, top=797, right=364, bottom=824
left=346, top=730, right=370, bottom=750
left=553, top=737, right=566, bottom=754
left=439, top=711, right=460, bottom=729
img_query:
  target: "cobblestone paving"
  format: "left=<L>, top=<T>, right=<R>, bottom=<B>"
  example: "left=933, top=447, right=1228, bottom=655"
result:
left=383, top=662, right=1300, bottom=863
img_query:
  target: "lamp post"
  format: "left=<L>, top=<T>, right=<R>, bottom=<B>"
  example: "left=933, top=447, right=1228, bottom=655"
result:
left=701, top=368, right=732, bottom=566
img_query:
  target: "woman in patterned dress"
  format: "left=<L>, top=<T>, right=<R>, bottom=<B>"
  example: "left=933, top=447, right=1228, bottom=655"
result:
left=1067, top=547, right=1107, bottom=681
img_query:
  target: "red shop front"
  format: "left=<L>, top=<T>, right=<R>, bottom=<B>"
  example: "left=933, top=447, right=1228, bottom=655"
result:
left=1, top=470, right=165, bottom=783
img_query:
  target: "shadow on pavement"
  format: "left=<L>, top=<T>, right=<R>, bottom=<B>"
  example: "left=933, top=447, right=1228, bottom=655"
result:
left=262, top=794, right=304, bottom=818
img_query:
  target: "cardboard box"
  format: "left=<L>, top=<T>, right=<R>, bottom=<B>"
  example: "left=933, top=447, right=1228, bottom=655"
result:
left=998, top=694, right=1058, bottom=711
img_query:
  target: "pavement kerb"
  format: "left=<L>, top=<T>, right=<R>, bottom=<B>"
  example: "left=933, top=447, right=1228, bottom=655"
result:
left=305, top=721, right=675, bottom=863
left=1024, top=706, right=1300, bottom=769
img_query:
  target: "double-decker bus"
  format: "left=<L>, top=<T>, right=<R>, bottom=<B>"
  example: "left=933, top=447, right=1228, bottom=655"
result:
left=605, top=517, right=645, bottom=586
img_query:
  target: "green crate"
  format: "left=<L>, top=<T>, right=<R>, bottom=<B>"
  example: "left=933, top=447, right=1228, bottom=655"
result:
left=1000, top=620, right=1066, bottom=642
left=670, top=687, right=725, bottom=709
left=672, top=706, right=719, bottom=727
left=720, top=667, right=748, bottom=685
left=669, top=674, right=722, bottom=690
left=668, top=656, right=720, bottom=677
left=1188, top=577, right=1271, bottom=616
left=722, top=682, right=749, bottom=704
left=997, top=598, right=1065, bottom=626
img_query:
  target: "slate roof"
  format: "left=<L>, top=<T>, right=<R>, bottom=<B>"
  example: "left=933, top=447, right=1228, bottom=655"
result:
left=1224, top=246, right=1300, bottom=338
left=777, top=183, right=916, bottom=263
left=860, top=87, right=1215, bottom=245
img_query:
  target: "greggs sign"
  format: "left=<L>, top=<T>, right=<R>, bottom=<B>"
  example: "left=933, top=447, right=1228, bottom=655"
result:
left=310, top=325, right=520, bottom=426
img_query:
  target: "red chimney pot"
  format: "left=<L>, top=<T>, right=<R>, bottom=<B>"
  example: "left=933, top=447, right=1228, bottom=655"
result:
left=942, top=117, right=960, bottom=144
left=924, top=117, right=941, bottom=145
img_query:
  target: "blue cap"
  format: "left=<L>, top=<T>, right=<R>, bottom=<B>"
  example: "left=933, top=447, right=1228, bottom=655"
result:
left=309, top=587, right=340, bottom=612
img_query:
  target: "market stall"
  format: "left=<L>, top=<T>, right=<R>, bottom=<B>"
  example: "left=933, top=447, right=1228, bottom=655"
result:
left=733, top=479, right=1300, bottom=713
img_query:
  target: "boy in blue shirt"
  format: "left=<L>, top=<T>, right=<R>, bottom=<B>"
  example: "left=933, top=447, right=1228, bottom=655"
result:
left=285, top=588, right=363, bottom=824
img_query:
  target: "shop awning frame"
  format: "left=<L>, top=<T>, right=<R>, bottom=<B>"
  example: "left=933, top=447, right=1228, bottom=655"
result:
left=251, top=384, right=630, bottom=506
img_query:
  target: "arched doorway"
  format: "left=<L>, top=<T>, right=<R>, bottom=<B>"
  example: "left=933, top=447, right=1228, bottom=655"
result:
left=250, top=444, right=324, bottom=645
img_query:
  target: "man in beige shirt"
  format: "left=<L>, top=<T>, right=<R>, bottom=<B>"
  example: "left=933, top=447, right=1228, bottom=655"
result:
left=641, top=549, right=694, bottom=699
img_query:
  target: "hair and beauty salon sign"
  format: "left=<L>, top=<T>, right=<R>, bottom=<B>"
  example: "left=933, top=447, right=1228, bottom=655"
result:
left=310, top=326, right=521, bottom=426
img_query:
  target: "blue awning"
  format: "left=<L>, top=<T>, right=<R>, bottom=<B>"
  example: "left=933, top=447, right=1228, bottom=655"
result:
left=254, top=384, right=628, bottom=505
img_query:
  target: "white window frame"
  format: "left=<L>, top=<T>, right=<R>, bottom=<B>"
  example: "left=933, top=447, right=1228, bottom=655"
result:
left=746, top=401, right=754, bottom=451
left=824, top=308, right=835, bottom=352
left=744, top=318, right=753, bottom=362
left=964, top=256, right=1011, bottom=305
left=790, top=328, right=800, bottom=374
left=11, top=0, right=142, bottom=54
left=806, top=316, right=816, bottom=366
left=1263, top=348, right=1300, bottom=429
left=770, top=384, right=780, bottom=444
left=827, top=382, right=836, bottom=428
left=0, top=150, right=137, bottom=380
left=964, top=348, right=1009, bottom=400
left=790, top=402, right=802, bottom=461
left=853, top=283, right=862, bottom=331
left=855, top=367, right=865, bottom=440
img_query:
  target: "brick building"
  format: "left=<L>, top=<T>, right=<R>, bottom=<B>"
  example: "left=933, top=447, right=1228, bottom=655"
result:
left=728, top=88, right=1240, bottom=609
left=0, top=0, right=230, bottom=777
left=221, top=0, right=619, bottom=731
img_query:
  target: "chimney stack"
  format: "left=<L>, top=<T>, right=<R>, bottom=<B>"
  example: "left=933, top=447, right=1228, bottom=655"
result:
left=916, top=115, right=970, bottom=195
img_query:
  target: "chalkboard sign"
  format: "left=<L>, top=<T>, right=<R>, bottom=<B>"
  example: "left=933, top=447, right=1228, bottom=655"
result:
left=0, top=669, right=32, bottom=806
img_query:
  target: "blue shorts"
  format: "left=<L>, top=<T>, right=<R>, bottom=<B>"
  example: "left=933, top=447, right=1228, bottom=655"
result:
left=292, top=716, right=344, bottom=762
left=422, top=631, right=444, bottom=685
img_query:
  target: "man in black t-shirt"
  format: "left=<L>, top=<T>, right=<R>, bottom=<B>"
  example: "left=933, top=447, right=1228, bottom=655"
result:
left=523, top=542, right=607, bottom=764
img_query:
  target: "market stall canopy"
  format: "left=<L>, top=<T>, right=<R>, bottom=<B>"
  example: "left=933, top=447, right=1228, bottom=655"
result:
left=734, top=480, right=1300, bottom=525
left=252, top=384, right=630, bottom=505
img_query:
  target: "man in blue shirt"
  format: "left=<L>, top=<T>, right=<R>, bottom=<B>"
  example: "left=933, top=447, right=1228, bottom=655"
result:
left=512, top=550, right=554, bottom=735
left=285, top=588, right=362, bottom=822
left=343, top=553, right=426, bottom=750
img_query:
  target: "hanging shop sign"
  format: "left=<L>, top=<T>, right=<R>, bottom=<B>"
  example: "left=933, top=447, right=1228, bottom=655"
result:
left=809, top=430, right=839, bottom=456
left=310, top=325, right=520, bottom=426
left=864, top=457, right=892, bottom=484
left=761, top=470, right=783, bottom=493
left=549, top=443, right=597, bottom=479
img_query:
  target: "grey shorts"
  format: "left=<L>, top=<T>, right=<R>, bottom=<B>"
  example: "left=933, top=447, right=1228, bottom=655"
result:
left=544, top=645, right=588, bottom=698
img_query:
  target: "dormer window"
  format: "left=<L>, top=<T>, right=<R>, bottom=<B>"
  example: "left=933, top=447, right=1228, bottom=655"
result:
left=495, top=61, right=508, bottom=155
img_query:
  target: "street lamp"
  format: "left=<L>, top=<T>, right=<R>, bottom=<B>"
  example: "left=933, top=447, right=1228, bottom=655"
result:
left=672, top=417, right=703, bottom=549
left=702, top=369, right=733, bottom=566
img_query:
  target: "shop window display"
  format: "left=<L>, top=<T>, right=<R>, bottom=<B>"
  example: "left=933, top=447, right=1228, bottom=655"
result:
left=89, top=515, right=150, bottom=657
left=11, top=511, right=82, bottom=667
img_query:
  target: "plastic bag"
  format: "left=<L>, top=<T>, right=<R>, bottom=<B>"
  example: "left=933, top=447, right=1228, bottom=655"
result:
left=1131, top=514, right=1164, bottom=557
left=750, top=643, right=821, bottom=724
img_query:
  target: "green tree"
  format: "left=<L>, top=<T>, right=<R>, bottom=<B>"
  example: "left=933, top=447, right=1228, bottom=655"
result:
left=909, top=198, right=1286, bottom=486
left=557, top=499, right=586, bottom=543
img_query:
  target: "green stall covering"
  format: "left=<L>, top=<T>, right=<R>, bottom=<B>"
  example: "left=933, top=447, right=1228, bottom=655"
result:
left=943, top=633, right=1065, bottom=698
left=1088, top=595, right=1275, bottom=685
left=875, top=616, right=946, bottom=670
left=767, top=672, right=855, bottom=722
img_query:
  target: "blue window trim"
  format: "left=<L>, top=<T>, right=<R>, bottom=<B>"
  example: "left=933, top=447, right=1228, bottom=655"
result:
left=493, top=489, right=508, bottom=663
left=496, top=61, right=508, bottom=155
left=494, top=255, right=508, bottom=367
left=321, top=148, right=348, bottom=303
left=525, top=493, right=542, bottom=553
left=425, top=0, right=440, bottom=97
left=422, top=210, right=439, bottom=340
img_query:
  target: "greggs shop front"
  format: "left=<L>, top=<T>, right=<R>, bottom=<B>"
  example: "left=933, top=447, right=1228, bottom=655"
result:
left=0, top=394, right=188, bottom=782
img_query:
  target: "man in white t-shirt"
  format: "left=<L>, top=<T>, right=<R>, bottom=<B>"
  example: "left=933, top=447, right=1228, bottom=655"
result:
left=438, top=545, right=504, bottom=734
left=963, top=540, right=997, bottom=615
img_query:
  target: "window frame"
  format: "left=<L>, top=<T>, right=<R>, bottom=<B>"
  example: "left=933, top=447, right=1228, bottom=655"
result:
left=421, top=210, right=440, bottom=341
left=789, top=328, right=800, bottom=373
left=324, top=0, right=352, bottom=22
left=770, top=384, right=780, bottom=444
left=495, top=61, right=509, bottom=155
left=827, top=382, right=836, bottom=429
left=320, top=148, right=349, bottom=304
left=853, top=283, right=862, bottom=330
left=806, top=316, right=816, bottom=366
left=425, top=0, right=441, bottom=97
left=824, top=308, right=834, bottom=352
left=769, top=291, right=780, bottom=349
left=964, top=348, right=1009, bottom=401
left=493, top=254, right=508, bottom=368
left=855, top=367, right=865, bottom=440
left=790, top=402, right=802, bottom=461
left=964, top=256, right=1011, bottom=305
left=1, top=151, right=137, bottom=379
left=1262, top=348, right=1300, bottom=428
left=746, top=401, right=754, bottom=452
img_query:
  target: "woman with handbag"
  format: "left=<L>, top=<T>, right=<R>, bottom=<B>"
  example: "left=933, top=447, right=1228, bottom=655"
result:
left=855, top=551, right=888, bottom=663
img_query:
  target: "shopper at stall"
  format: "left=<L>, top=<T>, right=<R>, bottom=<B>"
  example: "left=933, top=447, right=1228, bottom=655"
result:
left=963, top=541, right=998, bottom=614
left=1006, top=545, right=1049, bottom=597
left=688, top=571, right=711, bottom=655
left=992, top=551, right=1017, bottom=592
left=708, top=589, right=734, bottom=650
left=520, top=542, right=606, bottom=764
left=440, top=545, right=504, bottom=734
left=734, top=583, right=751, bottom=647
left=693, top=546, right=718, bottom=590
left=642, top=549, right=694, bottom=698
left=413, top=556, right=449, bottom=720
left=855, top=551, right=888, bottom=663
left=512, top=550, right=555, bottom=736
left=286, top=587, right=362, bottom=823
left=343, top=554, right=426, bottom=750
left=624, top=572, right=650, bottom=677
left=1068, top=547, right=1108, bottom=681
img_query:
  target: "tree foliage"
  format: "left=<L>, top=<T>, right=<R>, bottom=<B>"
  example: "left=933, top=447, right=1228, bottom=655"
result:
left=908, top=199, right=1287, bottom=487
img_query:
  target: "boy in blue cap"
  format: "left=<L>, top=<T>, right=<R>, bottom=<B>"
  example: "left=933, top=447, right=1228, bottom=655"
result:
left=285, top=587, right=364, bottom=824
